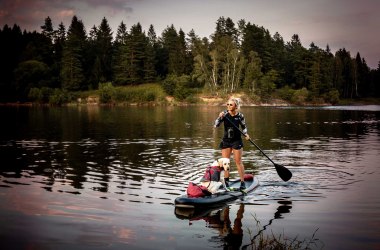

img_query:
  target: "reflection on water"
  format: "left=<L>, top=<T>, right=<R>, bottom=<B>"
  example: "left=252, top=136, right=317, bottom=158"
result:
left=176, top=204, right=246, bottom=249
left=0, top=105, right=379, bottom=249
left=175, top=200, right=302, bottom=250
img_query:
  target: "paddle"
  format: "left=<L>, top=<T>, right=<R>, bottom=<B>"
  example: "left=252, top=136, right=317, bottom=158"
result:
left=223, top=115, right=292, bottom=182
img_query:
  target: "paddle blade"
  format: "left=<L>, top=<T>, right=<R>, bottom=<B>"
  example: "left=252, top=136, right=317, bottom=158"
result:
left=274, top=163, right=292, bottom=182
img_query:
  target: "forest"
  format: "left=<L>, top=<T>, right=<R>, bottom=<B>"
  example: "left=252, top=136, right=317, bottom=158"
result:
left=0, top=15, right=379, bottom=104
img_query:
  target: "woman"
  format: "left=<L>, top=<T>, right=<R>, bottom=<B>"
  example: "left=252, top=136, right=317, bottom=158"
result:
left=214, top=97, right=250, bottom=190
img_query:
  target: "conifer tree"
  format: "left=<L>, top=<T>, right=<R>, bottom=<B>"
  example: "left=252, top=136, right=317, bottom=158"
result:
left=41, top=16, right=55, bottom=42
left=127, top=23, right=146, bottom=83
left=285, top=34, right=308, bottom=89
left=319, top=45, right=335, bottom=95
left=61, top=16, right=86, bottom=91
left=161, top=25, right=181, bottom=75
left=177, top=29, right=189, bottom=75
left=144, top=25, right=157, bottom=82
left=51, top=22, right=66, bottom=88
left=0, top=24, right=24, bottom=101
left=96, top=17, right=113, bottom=83
left=113, top=21, right=129, bottom=85
left=355, top=53, right=371, bottom=97
left=243, top=51, right=263, bottom=92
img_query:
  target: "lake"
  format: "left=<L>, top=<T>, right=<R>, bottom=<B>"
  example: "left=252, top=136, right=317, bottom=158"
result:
left=0, top=105, right=379, bottom=249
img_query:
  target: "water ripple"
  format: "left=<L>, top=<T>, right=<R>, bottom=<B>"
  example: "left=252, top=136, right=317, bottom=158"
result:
left=0, top=124, right=378, bottom=208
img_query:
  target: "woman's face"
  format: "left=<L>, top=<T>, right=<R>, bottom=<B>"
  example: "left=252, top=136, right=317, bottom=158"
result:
left=226, top=101, right=236, bottom=111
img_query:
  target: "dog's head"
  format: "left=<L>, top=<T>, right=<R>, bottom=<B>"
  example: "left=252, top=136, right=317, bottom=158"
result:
left=217, top=158, right=230, bottom=172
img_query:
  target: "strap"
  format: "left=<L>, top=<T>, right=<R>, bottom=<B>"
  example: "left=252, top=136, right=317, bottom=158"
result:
left=207, top=167, right=211, bottom=188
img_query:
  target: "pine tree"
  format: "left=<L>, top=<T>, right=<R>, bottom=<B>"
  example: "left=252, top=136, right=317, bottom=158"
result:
left=41, top=16, right=55, bottom=42
left=61, top=16, right=86, bottom=91
left=243, top=51, right=263, bottom=92
left=0, top=24, right=24, bottom=101
left=192, top=37, right=213, bottom=91
left=319, top=45, right=335, bottom=95
left=307, top=42, right=322, bottom=99
left=96, top=17, right=113, bottom=83
left=355, top=53, right=371, bottom=97
left=115, top=21, right=128, bottom=45
left=51, top=22, right=66, bottom=88
left=161, top=25, right=181, bottom=75
left=211, top=17, right=238, bottom=44
left=177, top=29, right=188, bottom=75
left=271, top=32, right=286, bottom=86
left=285, top=34, right=308, bottom=89
left=127, top=23, right=146, bottom=83
left=241, top=22, right=272, bottom=71
left=335, top=48, right=355, bottom=98
left=144, top=25, right=157, bottom=82
left=113, top=21, right=129, bottom=85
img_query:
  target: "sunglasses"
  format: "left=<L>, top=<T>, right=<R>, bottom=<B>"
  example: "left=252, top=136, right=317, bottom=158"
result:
left=226, top=103, right=235, bottom=106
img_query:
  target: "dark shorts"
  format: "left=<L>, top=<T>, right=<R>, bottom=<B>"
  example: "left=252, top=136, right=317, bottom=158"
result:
left=219, top=140, right=243, bottom=150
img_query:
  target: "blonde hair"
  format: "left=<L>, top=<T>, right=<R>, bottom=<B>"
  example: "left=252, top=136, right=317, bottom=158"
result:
left=228, top=97, right=241, bottom=109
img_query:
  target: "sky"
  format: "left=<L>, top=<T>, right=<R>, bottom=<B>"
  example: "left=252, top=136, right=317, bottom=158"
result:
left=0, top=0, right=379, bottom=69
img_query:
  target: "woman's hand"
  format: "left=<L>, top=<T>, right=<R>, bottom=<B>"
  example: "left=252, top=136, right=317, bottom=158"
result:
left=244, top=134, right=250, bottom=140
left=219, top=111, right=225, bottom=118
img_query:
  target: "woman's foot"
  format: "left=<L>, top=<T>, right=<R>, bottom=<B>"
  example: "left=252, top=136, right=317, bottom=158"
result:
left=240, top=181, right=246, bottom=190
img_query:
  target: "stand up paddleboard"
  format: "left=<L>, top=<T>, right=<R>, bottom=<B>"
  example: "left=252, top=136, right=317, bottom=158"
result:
left=175, top=174, right=259, bottom=209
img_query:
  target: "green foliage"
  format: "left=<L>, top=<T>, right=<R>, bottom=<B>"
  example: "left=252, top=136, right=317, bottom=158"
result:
left=99, top=83, right=165, bottom=103
left=14, top=60, right=51, bottom=100
left=60, top=16, right=87, bottom=91
left=116, top=84, right=165, bottom=102
left=256, top=70, right=277, bottom=101
left=1, top=15, right=379, bottom=103
left=162, top=74, right=176, bottom=95
left=243, top=51, right=263, bottom=91
left=95, top=17, right=113, bottom=83
left=28, top=87, right=53, bottom=103
left=174, top=83, right=192, bottom=100
left=162, top=74, right=194, bottom=100
left=49, top=89, right=68, bottom=105
left=28, top=88, right=43, bottom=103
left=98, top=82, right=115, bottom=103
left=291, top=87, right=309, bottom=105
left=323, top=89, right=340, bottom=104
left=28, top=87, right=69, bottom=105
left=161, top=25, right=190, bottom=76
left=277, top=85, right=296, bottom=102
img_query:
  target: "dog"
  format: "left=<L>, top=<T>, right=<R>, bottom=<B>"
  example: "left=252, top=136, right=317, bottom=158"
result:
left=199, top=158, right=230, bottom=194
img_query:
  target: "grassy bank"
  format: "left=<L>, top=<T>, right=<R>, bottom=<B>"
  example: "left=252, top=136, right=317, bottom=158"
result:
left=97, top=83, right=167, bottom=105
left=78, top=83, right=380, bottom=107
left=10, top=83, right=380, bottom=107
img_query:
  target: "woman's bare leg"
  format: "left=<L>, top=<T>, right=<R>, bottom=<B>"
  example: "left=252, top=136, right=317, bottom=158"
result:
left=233, top=148, right=245, bottom=182
left=221, top=148, right=232, bottom=178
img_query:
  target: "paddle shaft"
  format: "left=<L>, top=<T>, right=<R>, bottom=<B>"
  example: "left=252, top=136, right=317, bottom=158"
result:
left=222, top=113, right=292, bottom=181
left=222, top=114, right=272, bottom=161
left=247, top=138, right=276, bottom=165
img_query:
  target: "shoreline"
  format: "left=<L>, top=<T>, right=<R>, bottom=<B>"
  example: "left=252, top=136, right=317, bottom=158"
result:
left=1, top=97, right=380, bottom=107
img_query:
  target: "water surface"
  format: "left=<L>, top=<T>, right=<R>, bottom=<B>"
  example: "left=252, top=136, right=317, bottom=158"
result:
left=0, top=105, right=379, bottom=249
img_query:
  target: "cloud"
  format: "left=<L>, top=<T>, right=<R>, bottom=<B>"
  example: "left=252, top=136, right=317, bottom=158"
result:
left=57, top=10, right=75, bottom=19
left=0, top=0, right=378, bottom=68
left=0, top=0, right=134, bottom=31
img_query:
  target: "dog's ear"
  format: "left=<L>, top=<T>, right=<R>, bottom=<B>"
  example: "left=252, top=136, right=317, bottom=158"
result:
left=212, top=160, right=219, bottom=167
left=217, top=158, right=223, bottom=167
left=220, top=157, right=227, bottom=162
